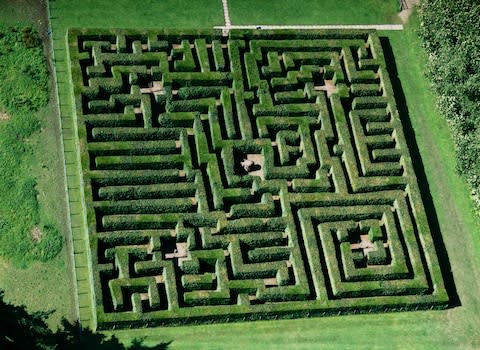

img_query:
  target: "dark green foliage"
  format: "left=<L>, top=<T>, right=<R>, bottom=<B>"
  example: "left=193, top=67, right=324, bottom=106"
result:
left=177, top=86, right=224, bottom=100
left=21, top=27, right=40, bottom=48
left=419, top=0, right=480, bottom=210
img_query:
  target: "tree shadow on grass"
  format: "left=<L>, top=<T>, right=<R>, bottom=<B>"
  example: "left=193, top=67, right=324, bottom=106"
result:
left=379, top=36, right=460, bottom=308
left=58, top=321, right=172, bottom=350
left=0, top=290, right=172, bottom=350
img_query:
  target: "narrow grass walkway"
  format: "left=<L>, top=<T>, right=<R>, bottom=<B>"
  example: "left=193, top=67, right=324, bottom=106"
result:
left=47, top=0, right=94, bottom=329
left=222, top=0, right=231, bottom=28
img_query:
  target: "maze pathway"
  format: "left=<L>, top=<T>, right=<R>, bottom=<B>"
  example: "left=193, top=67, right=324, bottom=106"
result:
left=66, top=29, right=448, bottom=329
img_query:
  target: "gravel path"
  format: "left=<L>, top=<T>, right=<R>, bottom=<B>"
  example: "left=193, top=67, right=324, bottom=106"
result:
left=398, top=0, right=420, bottom=23
left=222, top=0, right=231, bottom=26
left=215, top=24, right=403, bottom=31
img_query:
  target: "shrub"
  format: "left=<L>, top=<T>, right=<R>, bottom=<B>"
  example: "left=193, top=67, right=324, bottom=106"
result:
left=419, top=0, right=480, bottom=211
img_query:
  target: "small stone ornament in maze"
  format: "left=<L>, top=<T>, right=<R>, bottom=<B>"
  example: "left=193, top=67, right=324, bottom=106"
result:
left=67, top=29, right=448, bottom=329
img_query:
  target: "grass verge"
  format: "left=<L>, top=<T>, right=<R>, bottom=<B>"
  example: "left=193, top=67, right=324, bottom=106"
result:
left=49, top=0, right=223, bottom=28
left=0, top=26, right=63, bottom=266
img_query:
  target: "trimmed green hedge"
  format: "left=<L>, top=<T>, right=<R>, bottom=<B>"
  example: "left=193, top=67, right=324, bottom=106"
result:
left=66, top=28, right=449, bottom=330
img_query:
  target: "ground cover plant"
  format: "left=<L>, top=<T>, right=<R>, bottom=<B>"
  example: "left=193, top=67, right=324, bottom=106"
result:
left=0, top=26, right=63, bottom=266
left=67, top=28, right=448, bottom=329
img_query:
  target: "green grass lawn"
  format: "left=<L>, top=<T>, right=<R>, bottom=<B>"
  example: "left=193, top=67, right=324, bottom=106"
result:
left=0, top=254, right=74, bottom=328
left=49, top=0, right=224, bottom=28
left=0, top=30, right=75, bottom=333
left=1, top=0, right=478, bottom=347
left=0, top=0, right=44, bottom=26
left=227, top=0, right=402, bottom=25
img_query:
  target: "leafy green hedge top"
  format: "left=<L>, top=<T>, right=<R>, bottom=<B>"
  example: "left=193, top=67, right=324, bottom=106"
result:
left=65, top=28, right=448, bottom=329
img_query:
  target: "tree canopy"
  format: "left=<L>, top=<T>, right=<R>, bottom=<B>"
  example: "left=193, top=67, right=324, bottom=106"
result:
left=419, top=0, right=480, bottom=212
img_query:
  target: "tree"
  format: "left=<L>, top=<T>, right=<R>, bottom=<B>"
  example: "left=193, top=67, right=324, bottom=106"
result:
left=418, top=0, right=480, bottom=211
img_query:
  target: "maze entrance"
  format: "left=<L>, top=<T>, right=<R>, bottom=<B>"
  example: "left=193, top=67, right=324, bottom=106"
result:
left=67, top=29, right=448, bottom=329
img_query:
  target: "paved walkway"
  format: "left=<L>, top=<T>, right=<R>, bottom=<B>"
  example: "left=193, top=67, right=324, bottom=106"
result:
left=398, top=0, right=420, bottom=23
left=215, top=24, right=403, bottom=31
left=222, top=0, right=231, bottom=35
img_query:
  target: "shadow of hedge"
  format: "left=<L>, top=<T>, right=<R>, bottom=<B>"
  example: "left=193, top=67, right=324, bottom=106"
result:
left=380, top=35, right=460, bottom=308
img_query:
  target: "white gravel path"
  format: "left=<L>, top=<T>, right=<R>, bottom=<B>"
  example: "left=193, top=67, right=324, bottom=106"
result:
left=222, top=0, right=231, bottom=26
left=215, top=24, right=403, bottom=31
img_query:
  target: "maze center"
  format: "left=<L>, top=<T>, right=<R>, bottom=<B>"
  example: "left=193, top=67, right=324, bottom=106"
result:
left=67, top=29, right=448, bottom=328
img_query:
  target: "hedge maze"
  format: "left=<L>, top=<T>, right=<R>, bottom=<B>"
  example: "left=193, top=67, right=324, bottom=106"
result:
left=67, top=29, right=448, bottom=329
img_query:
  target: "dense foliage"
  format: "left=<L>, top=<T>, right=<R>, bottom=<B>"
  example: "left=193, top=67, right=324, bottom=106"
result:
left=0, top=27, right=62, bottom=266
left=418, top=0, right=480, bottom=211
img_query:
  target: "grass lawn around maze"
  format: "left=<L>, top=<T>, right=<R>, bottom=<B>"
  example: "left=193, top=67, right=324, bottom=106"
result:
left=0, top=97, right=76, bottom=328
left=3, top=0, right=476, bottom=347
left=49, top=0, right=224, bottom=29
left=227, top=0, right=402, bottom=25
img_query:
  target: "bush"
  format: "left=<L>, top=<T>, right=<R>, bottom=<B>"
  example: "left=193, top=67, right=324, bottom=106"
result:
left=29, top=224, right=64, bottom=262
left=419, top=0, right=480, bottom=211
